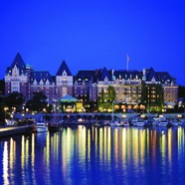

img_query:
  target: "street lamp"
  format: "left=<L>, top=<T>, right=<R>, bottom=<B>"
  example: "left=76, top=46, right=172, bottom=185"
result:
left=4, top=107, right=8, bottom=121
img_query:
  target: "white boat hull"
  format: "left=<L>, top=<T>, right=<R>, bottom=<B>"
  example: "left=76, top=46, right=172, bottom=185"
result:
left=158, top=121, right=168, bottom=127
left=110, top=120, right=121, bottom=126
left=131, top=118, right=146, bottom=127
left=135, top=122, right=146, bottom=127
left=171, top=121, right=179, bottom=127
left=121, top=120, right=130, bottom=127
left=104, top=120, right=110, bottom=125
left=36, top=127, right=48, bottom=132
left=35, top=122, right=48, bottom=132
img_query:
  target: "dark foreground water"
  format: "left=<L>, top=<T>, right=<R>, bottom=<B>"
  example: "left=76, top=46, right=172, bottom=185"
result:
left=1, top=125, right=185, bottom=185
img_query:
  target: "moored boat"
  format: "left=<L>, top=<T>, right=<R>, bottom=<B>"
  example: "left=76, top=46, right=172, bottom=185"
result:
left=103, top=120, right=110, bottom=125
left=130, top=118, right=138, bottom=126
left=158, top=117, right=169, bottom=127
left=35, top=121, right=48, bottom=132
left=135, top=118, right=146, bottom=127
left=94, top=122, right=102, bottom=127
left=114, top=120, right=121, bottom=126
left=110, top=120, right=121, bottom=126
left=120, top=119, right=130, bottom=127
left=151, top=118, right=159, bottom=126
left=170, top=118, right=180, bottom=127
left=179, top=119, right=185, bottom=126
left=131, top=117, right=146, bottom=127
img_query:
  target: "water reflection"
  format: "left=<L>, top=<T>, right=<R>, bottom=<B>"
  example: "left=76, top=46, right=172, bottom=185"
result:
left=1, top=126, right=185, bottom=184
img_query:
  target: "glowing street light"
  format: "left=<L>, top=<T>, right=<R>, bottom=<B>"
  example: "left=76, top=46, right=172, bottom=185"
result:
left=4, top=107, right=9, bottom=121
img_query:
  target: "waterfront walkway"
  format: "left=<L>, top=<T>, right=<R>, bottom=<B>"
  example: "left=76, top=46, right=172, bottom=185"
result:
left=1, top=113, right=183, bottom=138
left=0, top=125, right=33, bottom=138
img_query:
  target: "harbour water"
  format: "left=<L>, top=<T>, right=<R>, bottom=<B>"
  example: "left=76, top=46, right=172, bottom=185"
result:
left=1, top=125, right=185, bottom=185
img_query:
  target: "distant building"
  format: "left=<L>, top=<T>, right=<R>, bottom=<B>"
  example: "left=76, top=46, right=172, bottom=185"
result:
left=143, top=68, right=178, bottom=110
left=55, top=60, right=73, bottom=99
left=5, top=53, right=73, bottom=104
left=30, top=70, right=55, bottom=103
left=4, top=53, right=178, bottom=112
left=74, top=70, right=97, bottom=102
left=5, top=53, right=30, bottom=101
left=112, top=69, right=142, bottom=105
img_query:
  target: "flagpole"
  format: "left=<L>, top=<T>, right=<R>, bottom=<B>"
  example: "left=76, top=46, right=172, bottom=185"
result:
left=127, top=58, right=128, bottom=71
left=126, top=54, right=129, bottom=71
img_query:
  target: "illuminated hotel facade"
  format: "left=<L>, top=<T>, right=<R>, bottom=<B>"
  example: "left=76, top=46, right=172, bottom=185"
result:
left=4, top=53, right=178, bottom=111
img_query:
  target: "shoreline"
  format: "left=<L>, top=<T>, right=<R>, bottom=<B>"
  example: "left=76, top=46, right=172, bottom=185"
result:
left=14, top=112, right=185, bottom=120
left=0, top=125, right=33, bottom=138
left=1, top=112, right=184, bottom=138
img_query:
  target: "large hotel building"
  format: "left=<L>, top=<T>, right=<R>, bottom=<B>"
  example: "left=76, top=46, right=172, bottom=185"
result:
left=5, top=53, right=178, bottom=112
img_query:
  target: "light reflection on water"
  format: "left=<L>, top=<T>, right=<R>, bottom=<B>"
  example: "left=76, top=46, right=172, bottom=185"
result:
left=0, top=126, right=185, bottom=184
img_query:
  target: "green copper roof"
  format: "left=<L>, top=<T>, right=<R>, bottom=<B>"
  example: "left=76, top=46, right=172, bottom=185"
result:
left=60, top=94, right=77, bottom=102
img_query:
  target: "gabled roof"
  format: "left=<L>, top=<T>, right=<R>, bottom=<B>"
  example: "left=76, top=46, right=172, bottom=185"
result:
left=74, top=69, right=118, bottom=83
left=114, top=70, right=142, bottom=80
left=74, top=70, right=95, bottom=81
left=146, top=68, right=158, bottom=81
left=30, top=71, right=54, bottom=84
left=10, top=53, right=26, bottom=70
left=99, top=67, right=112, bottom=81
left=156, top=72, right=174, bottom=84
left=56, top=60, right=72, bottom=76
left=75, top=70, right=94, bottom=78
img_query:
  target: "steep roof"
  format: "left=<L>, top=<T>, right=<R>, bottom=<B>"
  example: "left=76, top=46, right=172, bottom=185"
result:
left=30, top=71, right=54, bottom=84
left=114, top=70, right=142, bottom=80
left=156, top=72, right=175, bottom=84
left=99, top=67, right=112, bottom=81
left=75, top=70, right=94, bottom=78
left=74, top=70, right=95, bottom=82
left=56, top=60, right=72, bottom=76
left=146, top=68, right=159, bottom=81
left=10, top=53, right=26, bottom=70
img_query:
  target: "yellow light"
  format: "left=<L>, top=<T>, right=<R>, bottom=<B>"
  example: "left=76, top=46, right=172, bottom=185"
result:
left=122, top=114, right=126, bottom=118
left=3, top=142, right=9, bottom=184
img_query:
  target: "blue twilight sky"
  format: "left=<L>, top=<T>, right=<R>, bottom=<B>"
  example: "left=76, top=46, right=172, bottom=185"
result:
left=1, top=0, right=185, bottom=85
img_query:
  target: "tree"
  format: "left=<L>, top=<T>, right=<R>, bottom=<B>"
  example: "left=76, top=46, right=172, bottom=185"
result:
left=178, top=85, right=185, bottom=101
left=0, top=79, right=5, bottom=95
left=98, top=88, right=105, bottom=103
left=0, top=95, right=6, bottom=122
left=25, top=92, right=48, bottom=112
left=141, top=82, right=163, bottom=112
left=98, top=86, right=116, bottom=112
left=141, top=81, right=147, bottom=104
left=107, top=85, right=116, bottom=102
left=6, top=92, right=24, bottom=112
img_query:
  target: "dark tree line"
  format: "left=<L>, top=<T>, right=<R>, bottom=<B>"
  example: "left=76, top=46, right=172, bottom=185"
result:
left=0, top=79, right=5, bottom=95
left=0, top=79, right=51, bottom=111
left=25, top=92, right=52, bottom=112
left=178, top=85, right=185, bottom=100
left=0, top=90, right=51, bottom=123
